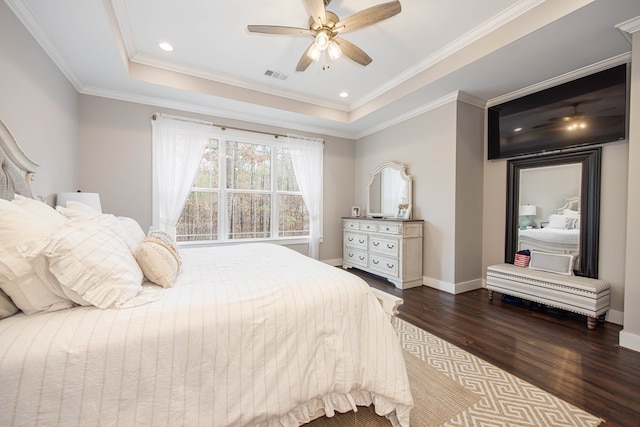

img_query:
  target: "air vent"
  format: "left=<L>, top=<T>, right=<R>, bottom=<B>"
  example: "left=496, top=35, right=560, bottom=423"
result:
left=264, top=70, right=288, bottom=80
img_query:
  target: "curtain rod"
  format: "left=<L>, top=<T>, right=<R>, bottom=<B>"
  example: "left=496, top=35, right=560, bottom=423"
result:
left=151, top=114, right=288, bottom=139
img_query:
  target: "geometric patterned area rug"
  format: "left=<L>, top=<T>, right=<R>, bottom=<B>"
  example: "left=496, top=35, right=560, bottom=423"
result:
left=395, top=318, right=604, bottom=427
left=307, top=318, right=603, bottom=427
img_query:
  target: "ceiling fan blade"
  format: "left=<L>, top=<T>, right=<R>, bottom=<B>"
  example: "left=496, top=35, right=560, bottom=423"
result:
left=296, top=43, right=315, bottom=72
left=334, top=1, right=401, bottom=34
left=334, top=38, right=372, bottom=66
left=302, top=0, right=327, bottom=26
left=247, top=25, right=315, bottom=36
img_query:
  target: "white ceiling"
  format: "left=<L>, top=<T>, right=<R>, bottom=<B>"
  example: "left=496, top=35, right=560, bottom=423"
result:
left=5, top=0, right=640, bottom=138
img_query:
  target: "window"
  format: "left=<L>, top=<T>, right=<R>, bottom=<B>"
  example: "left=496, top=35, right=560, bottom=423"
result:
left=176, top=134, right=310, bottom=243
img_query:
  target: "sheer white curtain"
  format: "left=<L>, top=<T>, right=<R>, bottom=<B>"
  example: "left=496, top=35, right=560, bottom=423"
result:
left=287, top=134, right=323, bottom=259
left=152, top=114, right=212, bottom=238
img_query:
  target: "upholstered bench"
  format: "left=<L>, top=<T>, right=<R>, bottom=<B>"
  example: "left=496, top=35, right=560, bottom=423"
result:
left=486, top=263, right=610, bottom=329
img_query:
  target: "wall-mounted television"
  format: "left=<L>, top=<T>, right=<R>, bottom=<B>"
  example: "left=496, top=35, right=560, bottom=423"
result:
left=487, top=64, right=628, bottom=160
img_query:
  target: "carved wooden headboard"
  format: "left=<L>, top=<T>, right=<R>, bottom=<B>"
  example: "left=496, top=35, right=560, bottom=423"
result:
left=555, top=196, right=580, bottom=214
left=0, top=118, right=39, bottom=200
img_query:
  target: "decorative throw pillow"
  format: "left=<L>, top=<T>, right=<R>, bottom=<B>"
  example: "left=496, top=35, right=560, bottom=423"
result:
left=136, top=237, right=181, bottom=288
left=148, top=228, right=182, bottom=270
left=529, top=251, right=575, bottom=275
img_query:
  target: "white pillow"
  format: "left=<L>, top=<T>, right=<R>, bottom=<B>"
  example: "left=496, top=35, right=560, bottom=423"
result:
left=136, top=237, right=181, bottom=288
left=116, top=216, right=146, bottom=254
left=13, top=194, right=66, bottom=226
left=0, top=287, right=19, bottom=319
left=56, top=200, right=101, bottom=219
left=529, top=251, right=575, bottom=275
left=0, top=199, right=74, bottom=314
left=547, top=214, right=567, bottom=229
left=20, top=215, right=148, bottom=309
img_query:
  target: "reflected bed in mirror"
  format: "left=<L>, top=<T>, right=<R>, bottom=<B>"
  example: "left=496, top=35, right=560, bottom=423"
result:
left=505, top=148, right=601, bottom=278
left=367, top=161, right=412, bottom=218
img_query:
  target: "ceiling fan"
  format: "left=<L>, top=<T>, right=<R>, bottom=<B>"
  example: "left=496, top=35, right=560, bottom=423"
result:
left=247, top=0, right=401, bottom=71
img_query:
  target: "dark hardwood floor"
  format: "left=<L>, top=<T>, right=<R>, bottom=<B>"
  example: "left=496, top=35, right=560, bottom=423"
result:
left=350, top=269, right=640, bottom=427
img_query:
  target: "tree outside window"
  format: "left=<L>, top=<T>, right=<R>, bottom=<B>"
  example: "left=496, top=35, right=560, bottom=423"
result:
left=176, top=136, right=309, bottom=242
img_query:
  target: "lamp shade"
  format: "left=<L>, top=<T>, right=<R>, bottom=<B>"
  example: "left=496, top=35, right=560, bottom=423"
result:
left=56, top=192, right=102, bottom=213
left=519, top=205, right=537, bottom=216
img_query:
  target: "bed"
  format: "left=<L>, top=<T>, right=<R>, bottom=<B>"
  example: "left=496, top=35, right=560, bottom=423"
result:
left=517, top=197, right=580, bottom=256
left=0, top=119, right=412, bottom=427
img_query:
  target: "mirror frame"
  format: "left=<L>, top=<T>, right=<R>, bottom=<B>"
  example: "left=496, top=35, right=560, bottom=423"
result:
left=505, top=147, right=601, bottom=278
left=367, top=161, right=413, bottom=218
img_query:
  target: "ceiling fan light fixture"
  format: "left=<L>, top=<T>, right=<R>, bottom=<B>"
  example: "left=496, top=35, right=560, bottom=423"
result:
left=327, top=41, right=342, bottom=61
left=315, top=31, right=330, bottom=50
left=307, top=44, right=321, bottom=62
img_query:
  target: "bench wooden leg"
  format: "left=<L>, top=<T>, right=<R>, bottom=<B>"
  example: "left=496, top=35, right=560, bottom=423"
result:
left=587, top=317, right=597, bottom=330
left=488, top=290, right=493, bottom=300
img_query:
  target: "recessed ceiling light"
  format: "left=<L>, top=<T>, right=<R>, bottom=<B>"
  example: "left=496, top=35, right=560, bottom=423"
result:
left=514, top=127, right=523, bottom=132
left=339, top=92, right=349, bottom=98
left=159, top=42, right=173, bottom=52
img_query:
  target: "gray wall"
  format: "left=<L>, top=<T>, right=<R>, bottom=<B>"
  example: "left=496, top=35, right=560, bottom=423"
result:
left=0, top=0, right=79, bottom=199
left=77, top=95, right=356, bottom=262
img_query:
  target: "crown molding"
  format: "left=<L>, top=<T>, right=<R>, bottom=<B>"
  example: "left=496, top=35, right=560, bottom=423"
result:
left=355, top=91, right=462, bottom=139
left=351, top=0, right=545, bottom=110
left=4, top=0, right=84, bottom=92
left=130, top=54, right=349, bottom=113
left=486, top=52, right=631, bottom=107
left=80, top=86, right=355, bottom=140
left=616, top=16, right=640, bottom=44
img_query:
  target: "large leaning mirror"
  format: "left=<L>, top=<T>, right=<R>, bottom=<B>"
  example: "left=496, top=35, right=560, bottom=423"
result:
left=367, top=161, right=412, bottom=218
left=505, top=148, right=601, bottom=278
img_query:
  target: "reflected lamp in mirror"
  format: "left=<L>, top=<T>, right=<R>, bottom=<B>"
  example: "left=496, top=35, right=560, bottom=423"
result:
left=56, top=191, right=102, bottom=213
left=519, top=204, right=537, bottom=229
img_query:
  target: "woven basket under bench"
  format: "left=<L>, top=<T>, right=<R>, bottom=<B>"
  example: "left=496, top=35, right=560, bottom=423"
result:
left=486, top=263, right=610, bottom=329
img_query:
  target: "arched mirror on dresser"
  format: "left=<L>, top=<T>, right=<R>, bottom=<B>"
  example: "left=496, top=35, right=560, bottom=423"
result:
left=367, top=161, right=412, bottom=218
left=505, top=148, right=601, bottom=278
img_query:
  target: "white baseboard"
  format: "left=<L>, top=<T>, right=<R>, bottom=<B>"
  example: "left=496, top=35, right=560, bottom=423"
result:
left=323, top=258, right=343, bottom=267
left=423, top=276, right=482, bottom=295
left=619, top=329, right=640, bottom=352
left=607, top=309, right=624, bottom=325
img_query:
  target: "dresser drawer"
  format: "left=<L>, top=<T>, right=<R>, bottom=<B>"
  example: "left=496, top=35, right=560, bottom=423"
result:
left=345, top=232, right=368, bottom=250
left=369, top=254, right=399, bottom=278
left=378, top=223, right=400, bottom=234
left=369, top=236, right=399, bottom=257
left=360, top=222, right=378, bottom=232
left=343, top=220, right=360, bottom=230
left=344, top=250, right=368, bottom=268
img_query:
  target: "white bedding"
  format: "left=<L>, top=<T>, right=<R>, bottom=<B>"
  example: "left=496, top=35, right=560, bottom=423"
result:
left=518, top=227, right=580, bottom=245
left=0, top=243, right=412, bottom=427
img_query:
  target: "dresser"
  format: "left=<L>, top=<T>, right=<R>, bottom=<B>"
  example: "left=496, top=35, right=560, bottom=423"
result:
left=342, top=217, right=424, bottom=289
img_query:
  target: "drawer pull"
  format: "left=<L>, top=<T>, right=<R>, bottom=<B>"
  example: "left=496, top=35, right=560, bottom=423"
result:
left=387, top=263, right=395, bottom=269
left=348, top=252, right=354, bottom=258
left=385, top=227, right=391, bottom=231
left=359, top=239, right=365, bottom=244
left=387, top=243, right=395, bottom=249
left=373, top=241, right=380, bottom=246
left=372, top=259, right=379, bottom=265
left=348, top=237, right=354, bottom=242
left=359, top=256, right=365, bottom=261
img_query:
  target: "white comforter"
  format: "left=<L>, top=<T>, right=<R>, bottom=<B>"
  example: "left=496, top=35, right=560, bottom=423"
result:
left=0, top=243, right=412, bottom=426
